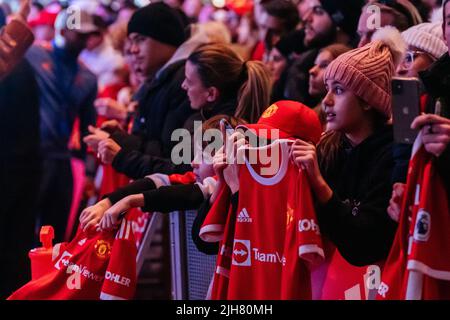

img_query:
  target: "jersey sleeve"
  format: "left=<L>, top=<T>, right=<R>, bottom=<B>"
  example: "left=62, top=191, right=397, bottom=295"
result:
left=100, top=218, right=138, bottom=300
left=199, top=184, right=232, bottom=242
left=294, top=171, right=325, bottom=266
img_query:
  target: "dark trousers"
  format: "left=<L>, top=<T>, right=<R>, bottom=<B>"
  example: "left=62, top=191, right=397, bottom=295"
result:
left=0, top=159, right=41, bottom=298
left=35, top=158, right=73, bottom=244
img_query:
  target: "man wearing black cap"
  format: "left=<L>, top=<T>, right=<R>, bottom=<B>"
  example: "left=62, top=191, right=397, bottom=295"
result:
left=84, top=2, right=194, bottom=179
left=284, top=0, right=364, bottom=106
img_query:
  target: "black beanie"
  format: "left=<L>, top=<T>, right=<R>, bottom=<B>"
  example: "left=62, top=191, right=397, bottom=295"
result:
left=127, top=2, right=187, bottom=48
left=319, top=0, right=364, bottom=38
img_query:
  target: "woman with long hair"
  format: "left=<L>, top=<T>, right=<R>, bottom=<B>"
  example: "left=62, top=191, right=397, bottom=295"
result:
left=183, top=42, right=272, bottom=123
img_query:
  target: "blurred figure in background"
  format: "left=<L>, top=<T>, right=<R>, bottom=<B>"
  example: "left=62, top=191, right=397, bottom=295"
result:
left=0, top=0, right=34, bottom=79
left=182, top=0, right=203, bottom=23
left=25, top=8, right=98, bottom=242
left=28, top=5, right=59, bottom=43
left=80, top=15, right=125, bottom=90
left=308, top=43, right=351, bottom=125
left=0, top=0, right=41, bottom=298
left=251, top=0, right=299, bottom=61
left=357, top=0, right=422, bottom=48
left=397, top=22, right=447, bottom=78
left=284, top=0, right=364, bottom=107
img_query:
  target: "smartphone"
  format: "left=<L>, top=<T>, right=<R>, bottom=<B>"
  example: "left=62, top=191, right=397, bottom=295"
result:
left=220, top=118, right=234, bottom=149
left=391, top=77, right=421, bottom=144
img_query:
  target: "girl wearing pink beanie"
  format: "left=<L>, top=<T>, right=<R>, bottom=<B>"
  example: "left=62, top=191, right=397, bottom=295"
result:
left=291, top=35, right=405, bottom=299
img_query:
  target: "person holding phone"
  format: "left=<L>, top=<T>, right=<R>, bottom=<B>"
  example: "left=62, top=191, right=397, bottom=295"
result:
left=390, top=22, right=447, bottom=184
left=388, top=1, right=450, bottom=221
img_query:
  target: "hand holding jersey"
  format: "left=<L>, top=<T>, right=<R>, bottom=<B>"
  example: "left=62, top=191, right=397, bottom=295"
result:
left=80, top=199, right=113, bottom=232
left=377, top=132, right=450, bottom=300
left=290, top=140, right=333, bottom=204
left=213, top=123, right=246, bottom=195
left=200, top=101, right=325, bottom=299
left=411, top=114, right=450, bottom=157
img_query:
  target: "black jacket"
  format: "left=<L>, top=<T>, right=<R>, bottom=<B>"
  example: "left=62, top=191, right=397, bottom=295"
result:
left=105, top=177, right=219, bottom=254
left=0, top=60, right=40, bottom=160
left=111, top=60, right=194, bottom=158
left=317, top=126, right=398, bottom=266
left=110, top=60, right=193, bottom=179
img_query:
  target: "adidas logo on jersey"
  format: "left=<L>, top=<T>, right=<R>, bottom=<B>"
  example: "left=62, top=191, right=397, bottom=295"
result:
left=237, top=208, right=252, bottom=223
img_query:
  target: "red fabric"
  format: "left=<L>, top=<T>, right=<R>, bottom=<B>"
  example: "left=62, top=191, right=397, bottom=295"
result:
left=169, top=172, right=197, bottom=185
left=201, top=141, right=323, bottom=299
left=8, top=218, right=138, bottom=300
left=65, top=159, right=86, bottom=241
left=98, top=164, right=131, bottom=198
left=317, top=246, right=383, bottom=300
left=29, top=9, right=58, bottom=27
left=251, top=41, right=265, bottom=61
left=96, top=82, right=128, bottom=128
left=226, top=0, right=254, bottom=16
left=202, top=184, right=234, bottom=299
left=377, top=145, right=450, bottom=300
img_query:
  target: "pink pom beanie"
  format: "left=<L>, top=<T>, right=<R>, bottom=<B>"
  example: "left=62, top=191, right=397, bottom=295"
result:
left=324, top=38, right=401, bottom=119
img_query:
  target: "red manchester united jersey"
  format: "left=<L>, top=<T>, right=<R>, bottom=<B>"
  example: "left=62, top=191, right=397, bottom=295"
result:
left=9, top=217, right=137, bottom=300
left=201, top=140, right=324, bottom=299
left=377, top=138, right=450, bottom=300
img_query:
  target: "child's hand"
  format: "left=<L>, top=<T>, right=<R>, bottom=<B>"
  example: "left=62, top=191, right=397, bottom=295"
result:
left=212, top=146, right=227, bottom=182
left=411, top=114, right=450, bottom=157
left=99, top=195, right=144, bottom=230
left=79, top=199, right=112, bottom=232
left=387, top=183, right=406, bottom=222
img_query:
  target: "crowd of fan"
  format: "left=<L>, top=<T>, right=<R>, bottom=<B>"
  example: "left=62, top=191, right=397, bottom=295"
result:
left=0, top=0, right=449, bottom=299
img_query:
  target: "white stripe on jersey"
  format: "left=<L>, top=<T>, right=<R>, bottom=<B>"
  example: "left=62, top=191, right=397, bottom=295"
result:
left=118, top=219, right=126, bottom=239
left=124, top=221, right=131, bottom=240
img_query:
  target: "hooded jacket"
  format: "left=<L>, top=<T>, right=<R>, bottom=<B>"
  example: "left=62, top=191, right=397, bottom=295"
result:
left=317, top=125, right=398, bottom=266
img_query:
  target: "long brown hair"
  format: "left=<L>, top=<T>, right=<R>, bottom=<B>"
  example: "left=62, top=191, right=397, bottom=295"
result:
left=188, top=43, right=272, bottom=123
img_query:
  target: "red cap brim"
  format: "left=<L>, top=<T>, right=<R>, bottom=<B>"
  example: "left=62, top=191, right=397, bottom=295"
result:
left=237, top=124, right=293, bottom=140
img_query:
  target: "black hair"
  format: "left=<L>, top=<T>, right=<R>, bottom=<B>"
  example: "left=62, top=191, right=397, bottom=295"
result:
left=261, top=0, right=300, bottom=31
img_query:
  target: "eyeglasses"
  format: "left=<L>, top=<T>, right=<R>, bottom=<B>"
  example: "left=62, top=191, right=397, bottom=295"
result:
left=401, top=50, right=434, bottom=70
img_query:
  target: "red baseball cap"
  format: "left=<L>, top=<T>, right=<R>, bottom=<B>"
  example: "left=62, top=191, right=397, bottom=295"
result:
left=239, top=100, right=323, bottom=144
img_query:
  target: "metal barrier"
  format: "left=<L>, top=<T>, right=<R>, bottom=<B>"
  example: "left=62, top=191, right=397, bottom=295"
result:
left=169, top=210, right=217, bottom=300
